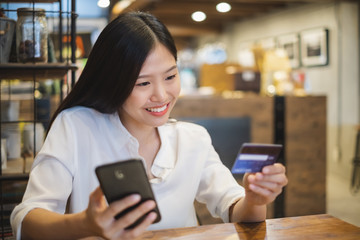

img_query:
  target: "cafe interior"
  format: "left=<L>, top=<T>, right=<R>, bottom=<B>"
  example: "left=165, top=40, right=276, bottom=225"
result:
left=0, top=0, right=360, bottom=238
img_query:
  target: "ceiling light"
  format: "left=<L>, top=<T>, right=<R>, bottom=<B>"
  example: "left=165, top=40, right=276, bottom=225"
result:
left=112, top=0, right=136, bottom=15
left=191, top=11, right=206, bottom=22
left=216, top=2, right=231, bottom=13
left=97, top=0, right=110, bottom=8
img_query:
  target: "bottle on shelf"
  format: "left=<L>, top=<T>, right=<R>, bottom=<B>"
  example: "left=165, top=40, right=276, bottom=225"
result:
left=16, top=8, right=48, bottom=63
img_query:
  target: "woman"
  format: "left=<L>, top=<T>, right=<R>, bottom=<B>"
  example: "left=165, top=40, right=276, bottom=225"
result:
left=11, top=12, right=287, bottom=240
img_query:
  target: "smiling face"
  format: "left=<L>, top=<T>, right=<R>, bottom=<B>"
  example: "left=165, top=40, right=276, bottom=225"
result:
left=120, top=43, right=181, bottom=132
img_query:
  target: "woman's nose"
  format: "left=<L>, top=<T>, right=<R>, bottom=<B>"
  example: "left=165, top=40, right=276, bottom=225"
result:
left=150, top=82, right=167, bottom=102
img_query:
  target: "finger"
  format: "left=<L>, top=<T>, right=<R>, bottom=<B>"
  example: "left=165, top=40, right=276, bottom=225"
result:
left=246, top=173, right=256, bottom=183
left=88, top=187, right=108, bottom=216
left=249, top=183, right=282, bottom=199
left=123, top=212, right=157, bottom=239
left=113, top=200, right=156, bottom=230
left=103, top=194, right=141, bottom=220
left=249, top=183, right=273, bottom=196
left=251, top=180, right=280, bottom=191
left=101, top=196, right=149, bottom=238
left=92, top=186, right=103, bottom=197
left=262, top=163, right=286, bottom=175
left=89, top=187, right=106, bottom=207
left=89, top=187, right=102, bottom=203
left=253, top=173, right=288, bottom=186
left=248, top=172, right=286, bottom=191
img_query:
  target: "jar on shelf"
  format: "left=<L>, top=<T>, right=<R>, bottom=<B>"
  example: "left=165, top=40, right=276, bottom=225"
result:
left=16, top=8, right=48, bottom=63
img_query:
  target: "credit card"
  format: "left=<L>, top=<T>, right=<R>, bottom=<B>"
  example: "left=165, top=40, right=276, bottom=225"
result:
left=231, top=143, right=283, bottom=174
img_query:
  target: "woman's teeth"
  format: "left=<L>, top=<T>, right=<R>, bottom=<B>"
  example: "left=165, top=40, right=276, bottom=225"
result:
left=146, top=105, right=167, bottom=113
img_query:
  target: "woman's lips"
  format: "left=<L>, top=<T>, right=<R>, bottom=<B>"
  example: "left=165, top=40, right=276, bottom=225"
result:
left=146, top=104, right=168, bottom=113
left=145, top=103, right=170, bottom=116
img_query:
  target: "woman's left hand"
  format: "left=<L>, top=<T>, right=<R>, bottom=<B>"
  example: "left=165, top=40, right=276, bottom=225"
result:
left=243, top=163, right=288, bottom=206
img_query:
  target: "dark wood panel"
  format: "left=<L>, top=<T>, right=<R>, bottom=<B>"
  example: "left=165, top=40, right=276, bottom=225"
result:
left=172, top=96, right=273, bottom=143
left=285, top=96, right=327, bottom=216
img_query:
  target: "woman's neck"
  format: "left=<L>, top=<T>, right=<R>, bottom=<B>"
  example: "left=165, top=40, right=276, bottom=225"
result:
left=118, top=112, right=161, bottom=176
left=134, top=127, right=161, bottom=179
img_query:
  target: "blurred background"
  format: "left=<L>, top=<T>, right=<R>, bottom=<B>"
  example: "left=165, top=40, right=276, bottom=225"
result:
left=1, top=0, right=359, bottom=238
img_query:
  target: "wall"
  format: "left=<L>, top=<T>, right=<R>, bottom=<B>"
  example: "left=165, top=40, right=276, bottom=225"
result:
left=196, top=2, right=359, bottom=181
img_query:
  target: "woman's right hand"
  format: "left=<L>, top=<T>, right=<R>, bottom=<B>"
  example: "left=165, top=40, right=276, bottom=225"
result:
left=85, top=187, right=157, bottom=239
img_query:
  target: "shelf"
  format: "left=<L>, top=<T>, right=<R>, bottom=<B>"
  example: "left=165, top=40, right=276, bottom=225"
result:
left=0, top=93, right=34, bottom=101
left=0, top=63, right=78, bottom=80
left=1, top=0, right=60, bottom=3
left=0, top=173, right=29, bottom=181
left=1, top=157, right=33, bottom=175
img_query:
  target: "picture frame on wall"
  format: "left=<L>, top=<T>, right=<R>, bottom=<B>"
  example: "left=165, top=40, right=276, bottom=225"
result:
left=276, top=33, right=300, bottom=69
left=300, top=28, right=329, bottom=67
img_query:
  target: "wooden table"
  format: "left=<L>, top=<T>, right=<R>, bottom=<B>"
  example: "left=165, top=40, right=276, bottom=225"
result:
left=138, top=214, right=360, bottom=239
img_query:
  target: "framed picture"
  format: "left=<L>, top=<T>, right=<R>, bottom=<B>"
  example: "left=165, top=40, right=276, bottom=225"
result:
left=277, top=33, right=300, bottom=69
left=300, top=28, right=329, bottom=67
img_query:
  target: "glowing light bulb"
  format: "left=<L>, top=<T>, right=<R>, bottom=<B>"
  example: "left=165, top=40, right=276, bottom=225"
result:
left=191, top=11, right=206, bottom=22
left=216, top=2, right=231, bottom=13
left=97, top=0, right=110, bottom=8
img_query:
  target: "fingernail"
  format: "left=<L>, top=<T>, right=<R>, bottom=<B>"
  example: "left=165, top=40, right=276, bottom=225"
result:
left=256, top=173, right=263, bottom=180
left=131, top=194, right=141, bottom=201
left=147, top=201, right=156, bottom=208
left=247, top=175, right=254, bottom=182
left=249, top=184, right=257, bottom=191
left=148, top=212, right=157, bottom=220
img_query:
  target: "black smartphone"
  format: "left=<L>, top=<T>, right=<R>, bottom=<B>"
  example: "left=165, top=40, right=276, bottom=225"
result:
left=95, top=159, right=161, bottom=229
left=231, top=143, right=283, bottom=174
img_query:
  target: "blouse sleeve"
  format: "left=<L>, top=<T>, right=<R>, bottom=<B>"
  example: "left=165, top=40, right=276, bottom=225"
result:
left=195, top=129, right=245, bottom=223
left=10, top=111, right=76, bottom=239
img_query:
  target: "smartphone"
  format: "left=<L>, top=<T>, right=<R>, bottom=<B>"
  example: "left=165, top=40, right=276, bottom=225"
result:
left=231, top=143, right=283, bottom=174
left=95, top=159, right=161, bottom=229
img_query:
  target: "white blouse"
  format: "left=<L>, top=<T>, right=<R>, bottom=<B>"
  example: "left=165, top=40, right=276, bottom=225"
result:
left=10, top=106, right=245, bottom=239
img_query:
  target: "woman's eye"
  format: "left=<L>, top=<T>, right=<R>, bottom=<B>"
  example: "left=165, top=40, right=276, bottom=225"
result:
left=136, top=81, right=150, bottom=87
left=166, top=74, right=176, bottom=80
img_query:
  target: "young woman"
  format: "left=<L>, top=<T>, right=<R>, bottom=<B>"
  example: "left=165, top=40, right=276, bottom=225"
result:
left=11, top=12, right=287, bottom=240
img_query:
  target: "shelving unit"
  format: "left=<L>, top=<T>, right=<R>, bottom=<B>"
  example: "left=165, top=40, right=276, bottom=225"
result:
left=0, top=0, right=77, bottom=238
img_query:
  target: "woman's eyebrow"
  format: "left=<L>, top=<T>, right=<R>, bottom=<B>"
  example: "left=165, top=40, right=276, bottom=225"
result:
left=138, top=65, right=178, bottom=79
left=165, top=65, right=178, bottom=73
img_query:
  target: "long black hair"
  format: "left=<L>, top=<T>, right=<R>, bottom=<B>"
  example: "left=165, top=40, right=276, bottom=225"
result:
left=48, top=11, right=177, bottom=130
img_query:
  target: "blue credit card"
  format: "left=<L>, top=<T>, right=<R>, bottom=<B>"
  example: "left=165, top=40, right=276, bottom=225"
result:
left=231, top=143, right=283, bottom=174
